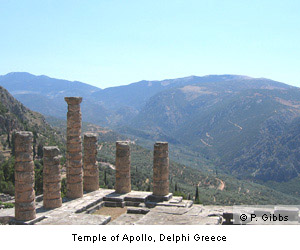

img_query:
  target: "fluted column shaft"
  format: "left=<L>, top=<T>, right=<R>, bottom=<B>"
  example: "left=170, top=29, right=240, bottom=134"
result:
left=83, top=133, right=99, bottom=191
left=65, top=97, right=83, bottom=199
left=115, top=141, right=131, bottom=194
left=14, top=131, right=36, bottom=221
left=153, top=142, right=169, bottom=196
left=43, top=146, right=62, bottom=208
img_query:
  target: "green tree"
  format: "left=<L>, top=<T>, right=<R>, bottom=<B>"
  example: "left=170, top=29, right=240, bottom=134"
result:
left=6, top=132, right=11, bottom=148
left=34, top=160, right=43, bottom=195
left=37, top=143, right=43, bottom=158
left=104, top=170, right=107, bottom=186
left=11, top=133, right=15, bottom=156
left=195, top=185, right=200, bottom=204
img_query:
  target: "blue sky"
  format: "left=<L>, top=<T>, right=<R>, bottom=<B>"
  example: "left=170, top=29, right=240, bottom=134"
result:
left=1, top=0, right=300, bottom=88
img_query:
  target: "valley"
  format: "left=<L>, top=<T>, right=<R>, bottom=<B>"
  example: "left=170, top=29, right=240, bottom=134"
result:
left=1, top=72, right=300, bottom=205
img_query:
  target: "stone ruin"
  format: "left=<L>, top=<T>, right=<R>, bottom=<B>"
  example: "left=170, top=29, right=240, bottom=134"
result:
left=65, top=97, right=83, bottom=199
left=2, top=96, right=300, bottom=225
left=12, top=96, right=173, bottom=222
left=43, top=146, right=62, bottom=209
left=14, top=131, right=36, bottom=221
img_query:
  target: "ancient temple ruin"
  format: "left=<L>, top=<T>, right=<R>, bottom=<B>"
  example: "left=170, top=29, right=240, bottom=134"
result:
left=10, top=96, right=174, bottom=223
left=2, top=96, right=298, bottom=225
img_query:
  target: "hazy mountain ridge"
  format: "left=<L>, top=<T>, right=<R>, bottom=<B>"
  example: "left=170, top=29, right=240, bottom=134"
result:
left=0, top=85, right=51, bottom=134
left=0, top=72, right=109, bottom=124
left=1, top=82, right=300, bottom=204
left=125, top=82, right=300, bottom=182
left=1, top=72, right=300, bottom=183
left=0, top=72, right=100, bottom=96
left=0, top=85, right=65, bottom=164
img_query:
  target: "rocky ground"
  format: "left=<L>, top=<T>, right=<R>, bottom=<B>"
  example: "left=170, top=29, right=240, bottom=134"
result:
left=0, top=189, right=224, bottom=225
left=1, top=189, right=299, bottom=225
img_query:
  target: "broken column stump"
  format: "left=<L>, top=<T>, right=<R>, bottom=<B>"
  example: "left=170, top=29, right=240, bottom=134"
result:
left=149, top=142, right=172, bottom=202
left=65, top=97, right=83, bottom=199
left=43, top=146, right=62, bottom=209
left=14, top=131, right=36, bottom=221
left=115, top=141, right=131, bottom=194
left=83, top=133, right=99, bottom=192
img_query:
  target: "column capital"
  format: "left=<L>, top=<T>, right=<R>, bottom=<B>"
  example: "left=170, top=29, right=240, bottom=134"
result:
left=64, top=97, right=82, bottom=105
left=84, top=133, right=97, bottom=139
left=43, top=146, right=60, bottom=157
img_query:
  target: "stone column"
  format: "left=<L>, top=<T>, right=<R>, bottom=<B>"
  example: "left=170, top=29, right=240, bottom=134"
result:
left=115, top=141, right=131, bottom=194
left=83, top=133, right=99, bottom=192
left=65, top=97, right=83, bottom=199
left=43, top=146, right=62, bottom=208
left=14, top=131, right=36, bottom=221
left=153, top=142, right=169, bottom=196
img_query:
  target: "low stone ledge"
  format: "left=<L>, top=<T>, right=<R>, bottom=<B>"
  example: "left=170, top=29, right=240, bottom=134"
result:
left=85, top=202, right=105, bottom=214
left=75, top=197, right=104, bottom=213
left=127, top=208, right=150, bottom=215
left=104, top=201, right=125, bottom=208
left=147, top=193, right=173, bottom=202
left=125, top=201, right=141, bottom=207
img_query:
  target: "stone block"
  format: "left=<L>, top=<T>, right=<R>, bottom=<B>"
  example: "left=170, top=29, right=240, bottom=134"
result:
left=43, top=157, right=60, bottom=166
left=15, top=171, right=35, bottom=183
left=104, top=201, right=125, bottom=208
left=15, top=152, right=33, bottom=162
left=64, top=97, right=82, bottom=105
left=84, top=183, right=99, bottom=192
left=43, top=165, right=61, bottom=175
left=84, top=168, right=99, bottom=177
left=43, top=190, right=61, bottom=200
left=43, top=173, right=61, bottom=183
left=43, top=146, right=60, bottom=157
left=147, top=193, right=173, bottom=202
left=67, top=174, right=83, bottom=184
left=15, top=181, right=35, bottom=192
left=67, top=152, right=82, bottom=161
left=43, top=198, right=62, bottom=209
left=67, top=167, right=82, bottom=175
left=15, top=209, right=36, bottom=221
left=43, top=182, right=61, bottom=193
left=14, top=161, right=34, bottom=172
left=15, top=201, right=35, bottom=212
left=15, top=190, right=35, bottom=203
left=67, top=182, right=83, bottom=198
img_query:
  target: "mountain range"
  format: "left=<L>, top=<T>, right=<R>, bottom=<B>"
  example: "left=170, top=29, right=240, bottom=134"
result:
left=1, top=72, right=300, bottom=184
left=1, top=83, right=300, bottom=205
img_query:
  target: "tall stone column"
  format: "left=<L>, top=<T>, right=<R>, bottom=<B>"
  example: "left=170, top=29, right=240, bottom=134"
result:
left=83, top=133, right=99, bottom=192
left=65, top=97, right=83, bottom=199
left=153, top=142, right=169, bottom=196
left=43, top=146, right=62, bottom=208
left=14, top=131, right=36, bottom=221
left=115, top=141, right=131, bottom=194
